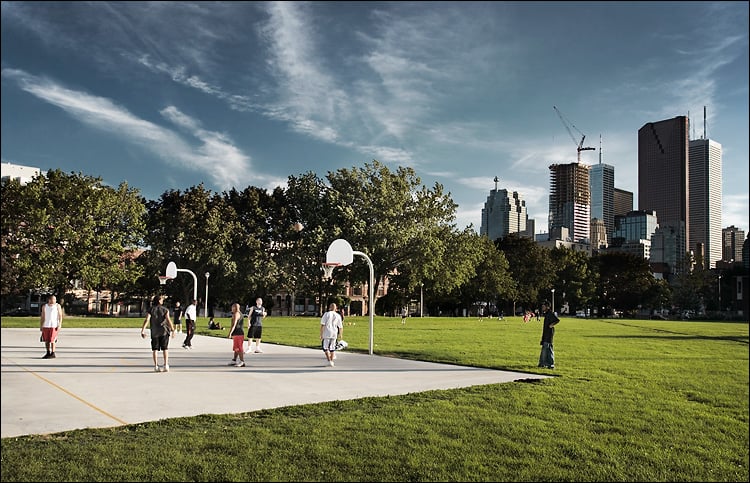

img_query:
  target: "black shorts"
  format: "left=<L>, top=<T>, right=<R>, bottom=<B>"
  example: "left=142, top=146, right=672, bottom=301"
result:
left=150, top=334, right=170, bottom=351
left=248, top=325, right=262, bottom=339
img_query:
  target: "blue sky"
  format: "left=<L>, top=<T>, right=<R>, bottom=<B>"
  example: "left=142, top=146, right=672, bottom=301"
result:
left=2, top=1, right=748, bottom=234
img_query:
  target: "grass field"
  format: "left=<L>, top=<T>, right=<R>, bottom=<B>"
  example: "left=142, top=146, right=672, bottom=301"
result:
left=1, top=314, right=748, bottom=482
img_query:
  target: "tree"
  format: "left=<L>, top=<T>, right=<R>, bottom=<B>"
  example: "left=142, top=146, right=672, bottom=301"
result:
left=326, top=160, right=462, bottom=305
left=1, top=170, right=146, bottom=304
left=144, top=185, right=239, bottom=308
left=593, top=252, right=656, bottom=314
left=496, top=233, right=553, bottom=310
left=549, top=246, right=596, bottom=314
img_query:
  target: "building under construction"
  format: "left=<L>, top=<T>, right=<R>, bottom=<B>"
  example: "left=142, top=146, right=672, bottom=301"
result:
left=549, top=162, right=591, bottom=243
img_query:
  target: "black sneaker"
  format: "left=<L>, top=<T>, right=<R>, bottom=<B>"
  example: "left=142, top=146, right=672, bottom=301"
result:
left=42, top=353, right=51, bottom=359
left=49, top=352, right=56, bottom=358
left=228, top=360, right=237, bottom=366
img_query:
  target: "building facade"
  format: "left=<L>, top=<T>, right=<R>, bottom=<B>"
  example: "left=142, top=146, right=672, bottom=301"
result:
left=590, top=162, right=615, bottom=240
left=480, top=180, right=528, bottom=241
left=613, top=187, right=633, bottom=217
left=638, top=116, right=690, bottom=272
left=722, top=225, right=745, bottom=263
left=689, top=138, right=722, bottom=269
left=548, top=162, right=591, bottom=243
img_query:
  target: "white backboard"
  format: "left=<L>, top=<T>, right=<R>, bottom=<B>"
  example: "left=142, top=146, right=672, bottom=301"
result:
left=326, top=239, right=354, bottom=266
left=166, top=261, right=177, bottom=279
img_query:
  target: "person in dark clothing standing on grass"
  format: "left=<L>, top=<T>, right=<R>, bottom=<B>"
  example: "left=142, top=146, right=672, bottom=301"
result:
left=538, top=300, right=559, bottom=369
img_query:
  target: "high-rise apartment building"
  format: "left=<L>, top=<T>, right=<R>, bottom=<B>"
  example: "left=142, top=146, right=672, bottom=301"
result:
left=590, top=162, right=615, bottom=240
left=480, top=178, right=528, bottom=241
left=613, top=188, right=633, bottom=217
left=548, top=162, right=591, bottom=243
left=638, top=116, right=690, bottom=270
left=689, top=138, right=722, bottom=269
left=722, top=225, right=745, bottom=263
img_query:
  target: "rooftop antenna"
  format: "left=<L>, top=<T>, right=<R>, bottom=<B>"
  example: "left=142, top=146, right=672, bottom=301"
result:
left=599, top=134, right=602, bottom=165
left=703, top=106, right=707, bottom=139
left=493, top=176, right=499, bottom=191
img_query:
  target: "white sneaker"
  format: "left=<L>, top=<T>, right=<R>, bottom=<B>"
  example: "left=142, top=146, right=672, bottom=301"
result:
left=235, top=361, right=246, bottom=367
left=154, top=366, right=160, bottom=372
left=254, top=348, right=263, bottom=353
left=329, top=360, right=335, bottom=367
left=244, top=347, right=252, bottom=354
left=163, top=365, right=170, bottom=372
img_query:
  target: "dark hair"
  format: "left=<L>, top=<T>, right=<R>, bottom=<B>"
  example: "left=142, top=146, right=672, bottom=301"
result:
left=542, top=300, right=550, bottom=306
left=152, top=295, right=163, bottom=305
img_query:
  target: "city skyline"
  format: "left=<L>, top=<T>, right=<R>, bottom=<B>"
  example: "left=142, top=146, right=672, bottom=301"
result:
left=2, top=2, right=748, bottom=233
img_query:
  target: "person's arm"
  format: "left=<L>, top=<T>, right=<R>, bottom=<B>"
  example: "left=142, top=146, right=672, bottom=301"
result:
left=320, top=317, right=325, bottom=340
left=228, top=314, right=238, bottom=338
left=141, top=314, right=151, bottom=337
left=166, top=312, right=175, bottom=337
left=57, top=303, right=63, bottom=329
left=40, top=305, right=45, bottom=331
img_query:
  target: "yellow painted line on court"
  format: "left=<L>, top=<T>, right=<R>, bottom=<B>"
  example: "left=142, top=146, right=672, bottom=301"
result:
left=6, top=358, right=130, bottom=426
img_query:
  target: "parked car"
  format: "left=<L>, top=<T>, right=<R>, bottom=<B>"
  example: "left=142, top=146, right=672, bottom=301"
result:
left=2, top=307, right=32, bottom=316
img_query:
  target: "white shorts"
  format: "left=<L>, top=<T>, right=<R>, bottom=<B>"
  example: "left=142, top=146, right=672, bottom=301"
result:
left=321, top=338, right=337, bottom=351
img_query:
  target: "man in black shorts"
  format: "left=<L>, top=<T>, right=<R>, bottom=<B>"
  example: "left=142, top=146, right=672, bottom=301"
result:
left=246, top=297, right=267, bottom=353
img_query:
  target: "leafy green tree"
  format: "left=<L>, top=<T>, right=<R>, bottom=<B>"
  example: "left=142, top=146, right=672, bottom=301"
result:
left=452, top=235, right=515, bottom=315
left=496, top=233, right=553, bottom=310
left=549, top=246, right=596, bottom=314
left=1, top=170, right=145, bottom=304
left=593, top=252, right=656, bottom=314
left=326, top=160, right=462, bottom=306
left=144, top=185, right=239, bottom=309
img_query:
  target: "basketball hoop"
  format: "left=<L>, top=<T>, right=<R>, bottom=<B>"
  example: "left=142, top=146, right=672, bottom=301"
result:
left=322, top=262, right=340, bottom=280
left=158, top=275, right=172, bottom=286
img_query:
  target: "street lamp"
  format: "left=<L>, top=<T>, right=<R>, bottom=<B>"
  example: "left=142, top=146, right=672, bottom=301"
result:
left=551, top=288, right=556, bottom=314
left=718, top=274, right=722, bottom=311
left=205, top=272, right=210, bottom=318
left=420, top=282, right=424, bottom=318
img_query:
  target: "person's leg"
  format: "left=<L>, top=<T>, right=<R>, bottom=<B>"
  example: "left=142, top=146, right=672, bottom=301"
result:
left=163, top=349, right=169, bottom=371
left=152, top=350, right=159, bottom=371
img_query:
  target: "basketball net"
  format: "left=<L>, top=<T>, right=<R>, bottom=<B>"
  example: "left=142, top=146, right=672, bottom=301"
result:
left=158, top=276, right=171, bottom=286
left=322, top=263, right=339, bottom=280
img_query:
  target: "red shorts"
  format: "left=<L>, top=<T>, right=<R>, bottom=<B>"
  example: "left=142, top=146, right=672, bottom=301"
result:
left=232, top=335, right=244, bottom=353
left=41, top=327, right=59, bottom=343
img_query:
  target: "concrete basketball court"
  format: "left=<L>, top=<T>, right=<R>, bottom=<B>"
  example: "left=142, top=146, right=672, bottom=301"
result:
left=1, top=328, right=550, bottom=438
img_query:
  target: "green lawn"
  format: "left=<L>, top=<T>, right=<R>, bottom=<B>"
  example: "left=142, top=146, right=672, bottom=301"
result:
left=1, top=315, right=748, bottom=482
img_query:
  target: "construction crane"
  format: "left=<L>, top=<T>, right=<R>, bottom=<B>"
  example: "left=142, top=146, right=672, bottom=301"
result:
left=554, top=105, right=595, bottom=163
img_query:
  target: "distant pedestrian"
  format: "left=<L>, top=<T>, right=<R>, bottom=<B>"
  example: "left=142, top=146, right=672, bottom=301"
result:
left=478, top=306, right=484, bottom=322
left=401, top=307, right=407, bottom=325
left=182, top=299, right=197, bottom=349
left=227, top=303, right=246, bottom=367
left=173, top=301, right=183, bottom=334
left=245, top=297, right=267, bottom=354
left=320, top=302, right=343, bottom=367
left=40, top=294, right=63, bottom=359
left=140, top=295, right=175, bottom=372
left=538, top=301, right=560, bottom=369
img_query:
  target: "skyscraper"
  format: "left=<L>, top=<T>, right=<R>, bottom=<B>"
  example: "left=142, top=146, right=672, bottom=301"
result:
left=638, top=116, right=690, bottom=269
left=613, top=188, right=633, bottom=217
left=722, top=225, right=745, bottom=263
left=549, top=162, right=590, bottom=243
left=590, top=162, right=615, bottom=240
left=480, top=177, right=527, bottom=241
left=689, top=138, right=722, bottom=269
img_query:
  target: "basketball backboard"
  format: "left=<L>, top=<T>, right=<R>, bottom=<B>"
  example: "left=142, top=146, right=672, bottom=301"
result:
left=166, top=261, right=177, bottom=279
left=326, top=239, right=354, bottom=266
